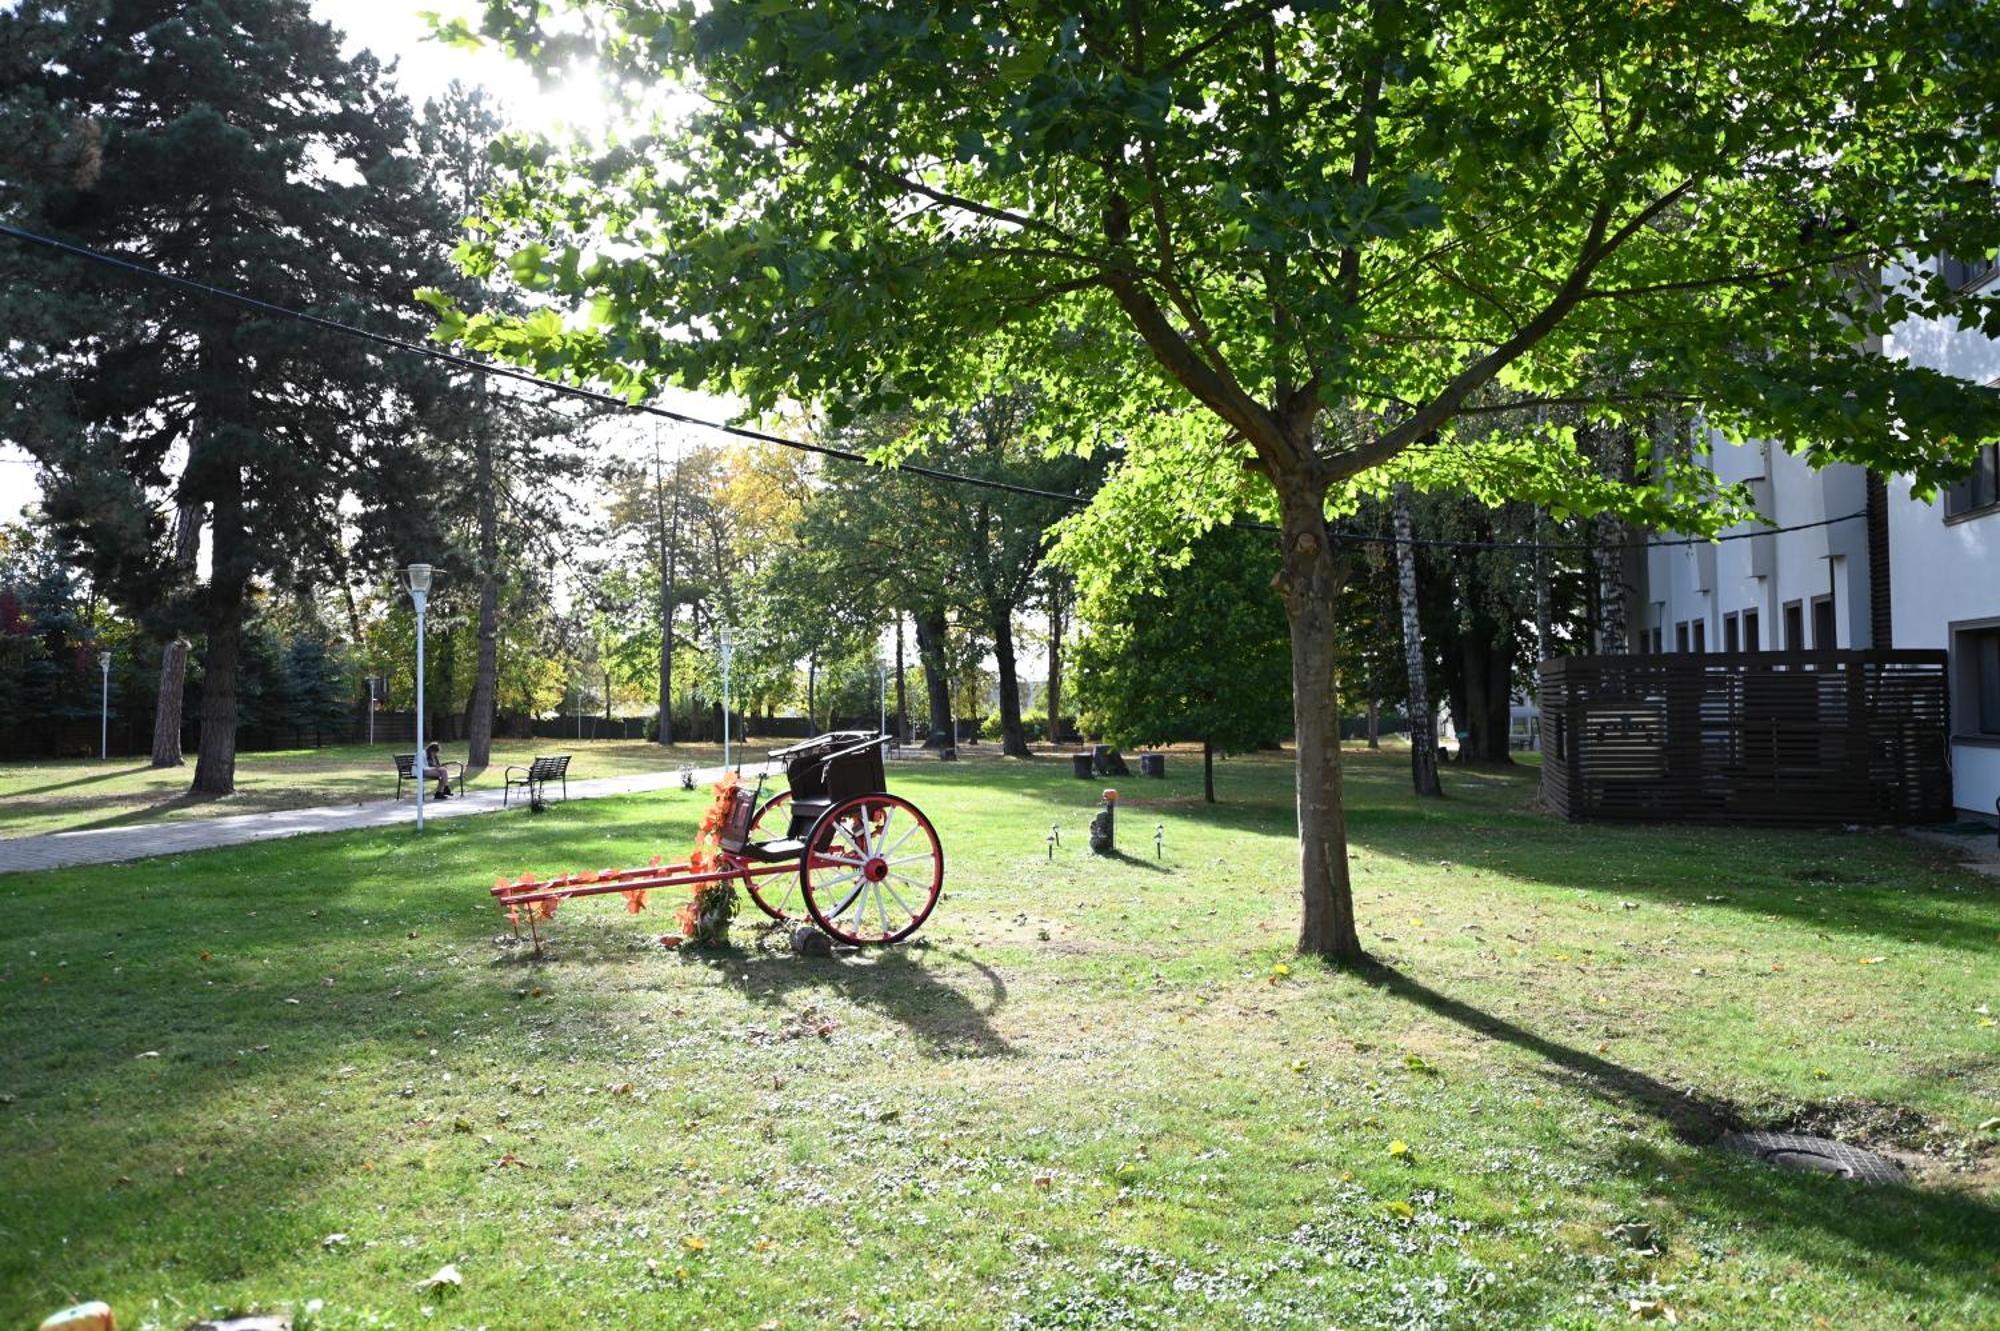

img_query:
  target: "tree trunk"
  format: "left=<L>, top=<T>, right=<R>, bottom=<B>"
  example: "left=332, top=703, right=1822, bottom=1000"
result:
left=1046, top=585, right=1065, bottom=746
left=190, top=479, right=248, bottom=796
left=914, top=607, right=953, bottom=747
left=150, top=501, right=202, bottom=767
left=657, top=440, right=682, bottom=744
left=1459, top=633, right=1516, bottom=764
left=1272, top=476, right=1362, bottom=963
left=467, top=420, right=500, bottom=769
left=1365, top=699, right=1379, bottom=750
left=806, top=653, right=817, bottom=731
left=1391, top=484, right=1443, bottom=797
left=894, top=613, right=907, bottom=742
left=992, top=610, right=1032, bottom=758
left=1203, top=736, right=1215, bottom=803
left=1595, top=426, right=1632, bottom=654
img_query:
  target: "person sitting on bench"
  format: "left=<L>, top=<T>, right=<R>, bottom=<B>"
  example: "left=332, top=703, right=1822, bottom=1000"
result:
left=424, top=741, right=454, bottom=799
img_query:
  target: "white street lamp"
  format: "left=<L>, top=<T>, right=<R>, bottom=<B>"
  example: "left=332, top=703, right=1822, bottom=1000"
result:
left=98, top=651, right=111, bottom=760
left=879, top=663, right=887, bottom=740
left=719, top=624, right=734, bottom=772
left=404, top=563, right=434, bottom=832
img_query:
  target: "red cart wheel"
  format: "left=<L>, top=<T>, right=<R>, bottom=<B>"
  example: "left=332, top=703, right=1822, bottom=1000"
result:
left=799, top=794, right=943, bottom=945
left=741, top=791, right=801, bottom=921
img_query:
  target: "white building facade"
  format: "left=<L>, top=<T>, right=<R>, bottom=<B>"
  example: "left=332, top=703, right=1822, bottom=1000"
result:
left=1635, top=251, right=2000, bottom=824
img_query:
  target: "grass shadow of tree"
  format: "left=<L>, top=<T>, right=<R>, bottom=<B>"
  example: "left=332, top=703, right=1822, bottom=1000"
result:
left=1354, top=959, right=1733, bottom=1143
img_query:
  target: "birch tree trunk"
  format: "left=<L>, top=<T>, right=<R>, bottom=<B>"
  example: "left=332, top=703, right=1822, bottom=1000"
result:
left=1595, top=426, right=1632, bottom=654
left=1046, top=587, right=1065, bottom=746
left=1392, top=484, right=1443, bottom=797
left=466, top=417, right=500, bottom=769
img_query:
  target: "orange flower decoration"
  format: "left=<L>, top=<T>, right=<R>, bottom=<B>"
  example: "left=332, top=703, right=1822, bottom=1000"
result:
left=623, top=889, right=649, bottom=914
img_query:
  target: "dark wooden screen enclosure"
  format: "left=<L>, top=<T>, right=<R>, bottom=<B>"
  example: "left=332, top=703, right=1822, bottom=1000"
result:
left=1539, top=650, right=1951, bottom=825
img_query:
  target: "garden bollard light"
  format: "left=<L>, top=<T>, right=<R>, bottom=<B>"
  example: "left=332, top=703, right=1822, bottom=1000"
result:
left=1046, top=822, right=1061, bottom=861
left=1155, top=823, right=1164, bottom=859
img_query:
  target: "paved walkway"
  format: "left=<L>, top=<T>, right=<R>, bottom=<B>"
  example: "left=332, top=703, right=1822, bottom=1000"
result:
left=0, top=760, right=781, bottom=875
left=1906, top=824, right=2000, bottom=879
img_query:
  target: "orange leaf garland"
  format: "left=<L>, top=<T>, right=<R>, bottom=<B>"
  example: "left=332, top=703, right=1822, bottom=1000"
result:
left=623, top=889, right=649, bottom=914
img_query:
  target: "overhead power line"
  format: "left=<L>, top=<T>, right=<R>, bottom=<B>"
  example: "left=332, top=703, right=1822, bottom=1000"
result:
left=0, top=220, right=1860, bottom=556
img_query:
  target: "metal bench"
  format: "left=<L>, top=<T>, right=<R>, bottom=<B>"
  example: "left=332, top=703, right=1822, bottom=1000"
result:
left=395, top=752, right=463, bottom=800
left=504, top=753, right=571, bottom=807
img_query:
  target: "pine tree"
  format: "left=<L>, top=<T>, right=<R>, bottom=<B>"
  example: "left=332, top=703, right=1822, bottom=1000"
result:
left=0, top=0, right=456, bottom=793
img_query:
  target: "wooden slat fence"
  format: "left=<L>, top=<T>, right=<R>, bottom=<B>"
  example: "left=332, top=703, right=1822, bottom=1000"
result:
left=1539, top=650, right=1951, bottom=825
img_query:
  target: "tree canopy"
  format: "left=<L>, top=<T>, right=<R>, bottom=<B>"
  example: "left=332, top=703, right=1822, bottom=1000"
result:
left=432, top=0, right=2000, bottom=960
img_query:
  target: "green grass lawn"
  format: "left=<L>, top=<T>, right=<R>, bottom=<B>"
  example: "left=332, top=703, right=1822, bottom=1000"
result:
left=1, top=750, right=1995, bottom=1329
left=0, top=738, right=735, bottom=839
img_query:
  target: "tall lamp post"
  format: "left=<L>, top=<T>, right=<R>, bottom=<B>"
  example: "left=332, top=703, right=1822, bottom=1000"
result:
left=405, top=563, right=433, bottom=831
left=720, top=624, right=734, bottom=773
left=98, top=651, right=111, bottom=760
left=879, top=663, right=887, bottom=740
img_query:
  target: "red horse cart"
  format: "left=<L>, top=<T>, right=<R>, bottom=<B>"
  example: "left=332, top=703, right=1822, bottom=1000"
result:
left=491, top=732, right=944, bottom=950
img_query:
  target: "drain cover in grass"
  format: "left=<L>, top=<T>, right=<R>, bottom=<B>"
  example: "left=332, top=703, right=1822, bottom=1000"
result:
left=1718, top=1130, right=1905, bottom=1184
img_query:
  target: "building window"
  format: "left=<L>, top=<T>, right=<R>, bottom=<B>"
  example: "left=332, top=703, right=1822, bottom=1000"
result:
left=1743, top=609, right=1760, bottom=652
left=1783, top=601, right=1805, bottom=651
left=1675, top=621, right=1690, bottom=652
left=1811, top=596, right=1836, bottom=650
left=1952, top=624, right=2000, bottom=738
left=1945, top=443, right=1999, bottom=520
left=1649, top=626, right=1664, bottom=655
left=1692, top=619, right=1707, bottom=653
left=1941, top=249, right=1999, bottom=293
left=1723, top=613, right=1740, bottom=653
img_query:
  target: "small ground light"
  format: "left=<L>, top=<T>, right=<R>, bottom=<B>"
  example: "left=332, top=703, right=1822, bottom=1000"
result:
left=1155, top=823, right=1164, bottom=859
left=1046, top=822, right=1061, bottom=861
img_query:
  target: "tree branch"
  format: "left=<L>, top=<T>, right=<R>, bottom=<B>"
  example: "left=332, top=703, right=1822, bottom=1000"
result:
left=1326, top=178, right=1697, bottom=479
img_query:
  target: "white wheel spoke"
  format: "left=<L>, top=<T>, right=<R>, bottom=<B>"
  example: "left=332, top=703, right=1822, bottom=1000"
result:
left=880, top=822, right=921, bottom=858
left=887, top=870, right=933, bottom=893
left=873, top=882, right=894, bottom=936
left=884, top=851, right=933, bottom=867
left=830, top=882, right=866, bottom=919
left=870, top=806, right=895, bottom=854
left=880, top=879, right=919, bottom=918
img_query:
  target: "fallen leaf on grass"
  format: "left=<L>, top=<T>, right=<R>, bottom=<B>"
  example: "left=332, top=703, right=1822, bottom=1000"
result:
left=682, top=1235, right=708, bottom=1252
left=1627, top=1298, right=1679, bottom=1324
left=1857, top=956, right=1887, bottom=966
left=1388, top=1139, right=1411, bottom=1159
left=322, top=1232, right=349, bottom=1250
left=415, top=1263, right=462, bottom=1294
left=1384, top=1200, right=1415, bottom=1221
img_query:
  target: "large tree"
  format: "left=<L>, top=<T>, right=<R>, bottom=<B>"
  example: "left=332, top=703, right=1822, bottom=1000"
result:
left=0, top=0, right=457, bottom=793
left=435, top=0, right=2000, bottom=961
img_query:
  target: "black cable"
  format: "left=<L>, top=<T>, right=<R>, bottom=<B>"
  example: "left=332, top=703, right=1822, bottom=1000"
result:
left=0, top=220, right=1863, bottom=557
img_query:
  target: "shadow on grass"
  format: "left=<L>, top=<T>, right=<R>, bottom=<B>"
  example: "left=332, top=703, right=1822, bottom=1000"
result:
left=38, top=789, right=230, bottom=834
left=1356, top=958, right=2000, bottom=1305
left=1355, top=959, right=1732, bottom=1143
left=2, top=764, right=156, bottom=800
left=691, top=941, right=1015, bottom=1059
left=1612, top=1136, right=2000, bottom=1310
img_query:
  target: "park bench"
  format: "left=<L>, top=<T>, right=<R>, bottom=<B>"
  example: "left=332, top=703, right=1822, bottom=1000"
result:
left=395, top=751, right=464, bottom=800
left=504, top=753, right=572, bottom=807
